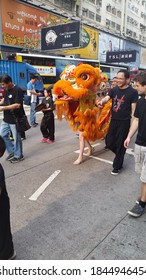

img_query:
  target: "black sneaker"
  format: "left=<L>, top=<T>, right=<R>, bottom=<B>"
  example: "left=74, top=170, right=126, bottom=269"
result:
left=10, top=156, right=24, bottom=163
left=128, top=204, right=145, bottom=217
left=111, top=169, right=119, bottom=175
left=6, top=153, right=14, bottom=161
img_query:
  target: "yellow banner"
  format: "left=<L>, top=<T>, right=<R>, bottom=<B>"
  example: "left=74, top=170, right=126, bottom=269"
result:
left=64, top=25, right=98, bottom=59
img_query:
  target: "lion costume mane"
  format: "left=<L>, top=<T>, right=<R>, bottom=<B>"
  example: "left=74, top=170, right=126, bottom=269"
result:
left=53, top=63, right=112, bottom=141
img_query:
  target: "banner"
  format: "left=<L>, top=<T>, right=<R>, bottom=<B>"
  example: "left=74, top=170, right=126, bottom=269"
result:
left=64, top=25, right=98, bottom=59
left=0, top=0, right=60, bottom=49
left=41, top=22, right=80, bottom=51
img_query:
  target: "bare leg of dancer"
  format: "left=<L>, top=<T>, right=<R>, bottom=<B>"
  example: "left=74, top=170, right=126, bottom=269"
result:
left=85, top=139, right=94, bottom=156
left=73, top=132, right=94, bottom=164
left=73, top=131, right=85, bottom=164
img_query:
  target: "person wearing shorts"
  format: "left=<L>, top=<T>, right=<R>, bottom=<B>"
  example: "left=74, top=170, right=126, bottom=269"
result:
left=124, top=71, right=146, bottom=217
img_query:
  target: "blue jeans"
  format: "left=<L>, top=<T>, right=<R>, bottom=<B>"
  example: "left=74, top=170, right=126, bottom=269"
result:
left=30, top=102, right=37, bottom=126
left=0, top=121, right=23, bottom=158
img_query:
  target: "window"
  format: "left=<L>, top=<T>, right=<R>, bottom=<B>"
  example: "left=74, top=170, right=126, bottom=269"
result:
left=96, top=14, right=101, bottom=22
left=116, top=24, right=120, bottom=31
left=54, top=0, right=62, bottom=5
left=19, top=72, right=25, bottom=78
left=117, top=10, right=121, bottom=18
left=106, top=19, right=110, bottom=27
left=126, top=29, right=132, bottom=36
left=82, top=8, right=88, bottom=17
left=76, top=5, right=79, bottom=17
left=133, top=32, right=137, bottom=38
left=42, top=76, right=57, bottom=85
left=21, top=56, right=55, bottom=67
left=112, top=7, right=116, bottom=15
left=106, top=4, right=111, bottom=12
left=89, top=0, right=95, bottom=3
left=54, top=0, right=73, bottom=10
left=96, top=0, right=102, bottom=5
left=89, top=11, right=94, bottom=20
left=111, top=21, right=116, bottom=28
left=62, top=0, right=73, bottom=10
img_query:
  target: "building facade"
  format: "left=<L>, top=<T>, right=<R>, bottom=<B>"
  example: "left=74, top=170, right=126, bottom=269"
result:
left=28, top=0, right=146, bottom=46
left=0, top=0, right=146, bottom=68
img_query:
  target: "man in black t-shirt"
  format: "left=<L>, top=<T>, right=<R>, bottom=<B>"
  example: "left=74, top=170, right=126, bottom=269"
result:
left=97, top=70, right=138, bottom=175
left=124, top=71, right=146, bottom=218
left=0, top=75, right=24, bottom=163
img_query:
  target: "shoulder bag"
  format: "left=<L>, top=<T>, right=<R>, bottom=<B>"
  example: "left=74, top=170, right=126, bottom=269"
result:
left=8, top=96, right=31, bottom=132
left=11, top=109, right=31, bottom=132
left=15, top=114, right=31, bottom=132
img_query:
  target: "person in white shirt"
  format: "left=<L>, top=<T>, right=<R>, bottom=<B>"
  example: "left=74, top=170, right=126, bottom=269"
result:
left=27, top=76, right=42, bottom=127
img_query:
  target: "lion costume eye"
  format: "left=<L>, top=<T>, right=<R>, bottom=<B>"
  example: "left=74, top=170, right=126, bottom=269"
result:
left=80, top=73, right=89, bottom=81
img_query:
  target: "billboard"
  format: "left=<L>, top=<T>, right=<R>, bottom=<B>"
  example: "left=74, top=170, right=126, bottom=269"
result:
left=98, top=32, right=122, bottom=62
left=63, top=25, right=98, bottom=59
left=41, top=21, right=80, bottom=51
left=0, top=0, right=61, bottom=49
left=98, top=32, right=140, bottom=68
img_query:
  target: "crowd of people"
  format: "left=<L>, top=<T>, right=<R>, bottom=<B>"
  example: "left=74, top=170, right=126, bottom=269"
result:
left=0, top=74, right=56, bottom=259
left=0, top=68, right=146, bottom=260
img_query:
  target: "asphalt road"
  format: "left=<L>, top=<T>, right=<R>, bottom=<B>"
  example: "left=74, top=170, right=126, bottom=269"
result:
left=0, top=109, right=146, bottom=260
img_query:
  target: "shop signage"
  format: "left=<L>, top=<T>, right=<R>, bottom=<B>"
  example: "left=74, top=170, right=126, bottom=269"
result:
left=106, top=50, right=136, bottom=63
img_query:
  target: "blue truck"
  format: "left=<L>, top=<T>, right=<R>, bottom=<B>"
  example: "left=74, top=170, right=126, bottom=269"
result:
left=0, top=60, right=44, bottom=96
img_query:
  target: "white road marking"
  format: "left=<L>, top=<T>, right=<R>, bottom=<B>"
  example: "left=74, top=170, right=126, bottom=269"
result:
left=74, top=143, right=134, bottom=165
left=29, top=170, right=61, bottom=201
left=74, top=143, right=113, bottom=164
left=74, top=143, right=101, bottom=154
left=86, top=154, right=113, bottom=164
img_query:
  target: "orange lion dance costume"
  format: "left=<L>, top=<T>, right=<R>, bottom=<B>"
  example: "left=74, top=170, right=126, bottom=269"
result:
left=53, top=63, right=112, bottom=164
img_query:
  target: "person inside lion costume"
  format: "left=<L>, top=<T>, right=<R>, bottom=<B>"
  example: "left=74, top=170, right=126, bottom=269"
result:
left=53, top=63, right=112, bottom=164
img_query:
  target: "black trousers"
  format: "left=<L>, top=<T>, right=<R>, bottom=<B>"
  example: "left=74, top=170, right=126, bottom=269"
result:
left=105, top=119, right=130, bottom=170
left=40, top=113, right=55, bottom=141
left=0, top=191, right=14, bottom=260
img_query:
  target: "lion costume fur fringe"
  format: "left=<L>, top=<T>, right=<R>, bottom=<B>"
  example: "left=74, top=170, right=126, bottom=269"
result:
left=53, top=63, right=112, bottom=141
